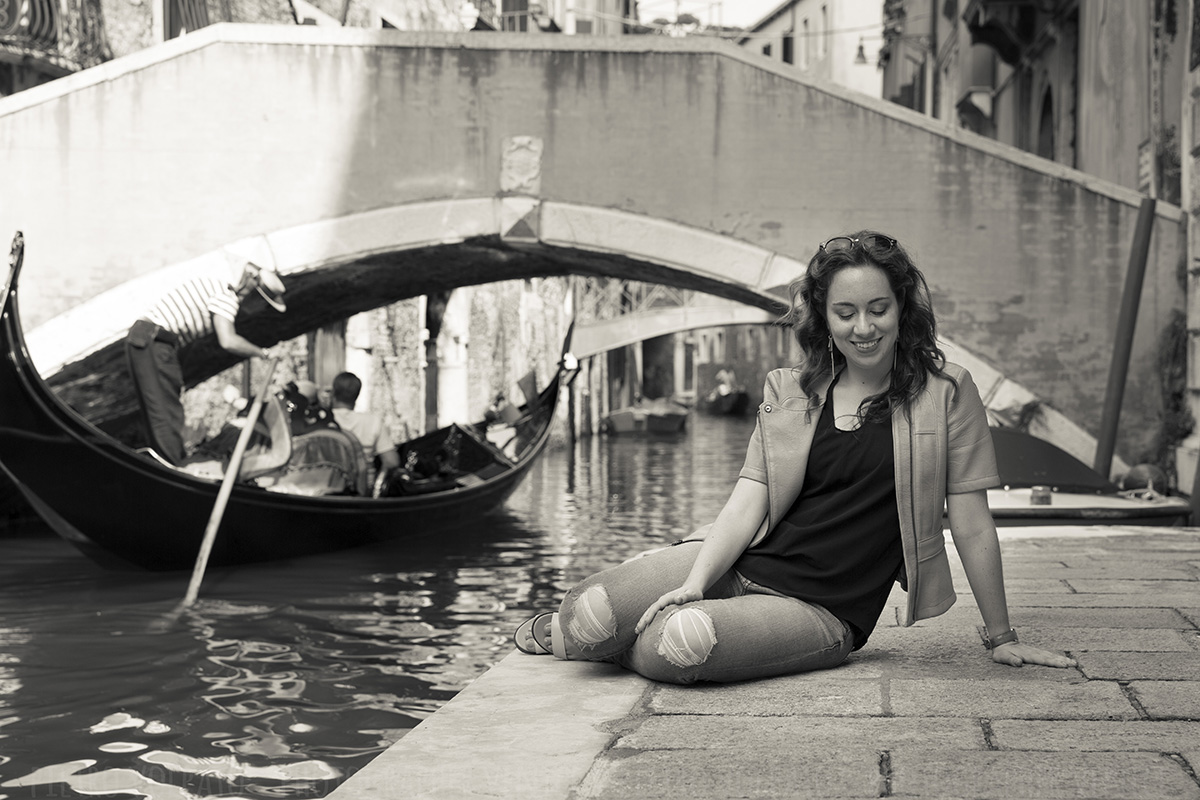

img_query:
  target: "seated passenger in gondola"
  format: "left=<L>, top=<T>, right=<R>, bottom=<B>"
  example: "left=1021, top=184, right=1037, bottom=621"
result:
left=184, top=380, right=356, bottom=490
left=330, top=372, right=400, bottom=486
left=287, top=380, right=338, bottom=434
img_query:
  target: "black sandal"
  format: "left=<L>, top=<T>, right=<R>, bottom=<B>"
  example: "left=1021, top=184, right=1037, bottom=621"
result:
left=513, top=612, right=553, bottom=654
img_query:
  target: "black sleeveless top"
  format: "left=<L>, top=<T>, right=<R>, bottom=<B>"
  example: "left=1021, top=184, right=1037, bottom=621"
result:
left=734, top=381, right=903, bottom=649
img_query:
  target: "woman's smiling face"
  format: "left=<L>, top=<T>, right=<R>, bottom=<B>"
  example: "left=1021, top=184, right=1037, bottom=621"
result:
left=825, top=265, right=901, bottom=376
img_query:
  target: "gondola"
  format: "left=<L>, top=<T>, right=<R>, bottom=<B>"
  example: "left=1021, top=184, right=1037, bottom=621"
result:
left=0, top=232, right=577, bottom=570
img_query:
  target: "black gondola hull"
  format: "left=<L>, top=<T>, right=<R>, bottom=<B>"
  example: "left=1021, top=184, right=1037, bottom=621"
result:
left=0, top=424, right=541, bottom=570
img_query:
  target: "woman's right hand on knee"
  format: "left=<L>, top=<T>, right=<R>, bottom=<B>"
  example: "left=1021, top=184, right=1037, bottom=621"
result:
left=635, top=586, right=704, bottom=634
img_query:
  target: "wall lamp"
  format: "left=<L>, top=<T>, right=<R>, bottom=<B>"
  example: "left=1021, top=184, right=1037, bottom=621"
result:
left=854, top=38, right=868, bottom=64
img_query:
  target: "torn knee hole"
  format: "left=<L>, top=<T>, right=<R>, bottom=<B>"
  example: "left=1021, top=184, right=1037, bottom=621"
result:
left=657, top=607, right=715, bottom=668
left=567, top=585, right=616, bottom=645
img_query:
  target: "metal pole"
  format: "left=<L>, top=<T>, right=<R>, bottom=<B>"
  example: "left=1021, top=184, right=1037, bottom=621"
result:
left=1093, top=196, right=1156, bottom=478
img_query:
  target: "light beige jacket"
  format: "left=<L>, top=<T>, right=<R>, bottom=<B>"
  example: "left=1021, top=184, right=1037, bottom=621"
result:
left=737, top=362, right=1000, bottom=626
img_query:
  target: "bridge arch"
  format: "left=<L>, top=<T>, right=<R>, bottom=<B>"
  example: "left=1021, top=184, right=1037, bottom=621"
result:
left=28, top=194, right=1113, bottom=470
left=32, top=198, right=800, bottom=393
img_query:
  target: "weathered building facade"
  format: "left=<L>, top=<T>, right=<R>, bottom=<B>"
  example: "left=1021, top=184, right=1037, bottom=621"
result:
left=735, top=0, right=884, bottom=100
left=871, top=0, right=1189, bottom=487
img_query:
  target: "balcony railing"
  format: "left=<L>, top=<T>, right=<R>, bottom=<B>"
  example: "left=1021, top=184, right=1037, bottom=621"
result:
left=0, top=0, right=112, bottom=75
left=576, top=276, right=707, bottom=324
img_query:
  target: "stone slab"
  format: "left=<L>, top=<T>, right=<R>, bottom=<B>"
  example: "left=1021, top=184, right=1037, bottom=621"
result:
left=1017, top=534, right=1200, bottom=554
left=1001, top=593, right=1200, bottom=608
left=989, top=719, right=1200, bottom=752
left=999, top=607, right=1191, bottom=628
left=325, top=653, right=647, bottom=799
left=997, top=578, right=1079, bottom=594
left=647, top=672, right=882, bottom=716
left=576, top=748, right=883, bottom=799
left=1078, top=652, right=1200, bottom=680
left=889, top=679, right=1138, bottom=719
left=1066, top=579, right=1200, bottom=594
left=999, top=564, right=1197, bottom=580
left=1060, top=552, right=1200, bottom=565
left=616, top=715, right=988, bottom=751
left=890, top=751, right=1200, bottom=799
left=1018, top=626, right=1196, bottom=652
left=1130, top=681, right=1200, bottom=719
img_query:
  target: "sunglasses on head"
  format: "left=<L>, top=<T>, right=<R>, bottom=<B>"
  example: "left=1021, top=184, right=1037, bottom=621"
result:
left=818, top=235, right=897, bottom=254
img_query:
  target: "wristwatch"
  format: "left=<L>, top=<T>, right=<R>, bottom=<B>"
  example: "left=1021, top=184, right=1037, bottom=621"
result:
left=987, top=628, right=1019, bottom=649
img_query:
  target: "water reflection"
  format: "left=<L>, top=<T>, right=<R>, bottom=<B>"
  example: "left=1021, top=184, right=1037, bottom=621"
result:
left=0, top=414, right=755, bottom=799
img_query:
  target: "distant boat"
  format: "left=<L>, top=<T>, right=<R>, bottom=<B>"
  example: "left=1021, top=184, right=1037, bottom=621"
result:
left=703, top=368, right=750, bottom=416
left=702, top=387, right=750, bottom=416
left=979, top=427, right=1190, bottom=526
left=603, top=397, right=689, bottom=435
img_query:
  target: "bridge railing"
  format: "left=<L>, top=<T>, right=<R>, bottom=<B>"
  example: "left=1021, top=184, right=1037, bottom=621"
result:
left=0, top=0, right=112, bottom=75
left=575, top=276, right=707, bottom=324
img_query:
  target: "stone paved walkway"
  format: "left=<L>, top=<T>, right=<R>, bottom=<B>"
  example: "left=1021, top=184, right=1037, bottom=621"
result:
left=327, top=526, right=1200, bottom=799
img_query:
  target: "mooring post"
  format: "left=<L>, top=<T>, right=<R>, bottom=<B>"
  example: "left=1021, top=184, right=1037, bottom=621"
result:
left=1093, top=196, right=1156, bottom=480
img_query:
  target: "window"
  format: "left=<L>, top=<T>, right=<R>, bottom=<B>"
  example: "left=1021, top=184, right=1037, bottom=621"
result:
left=782, top=32, right=794, bottom=64
left=801, top=19, right=809, bottom=66
left=501, top=0, right=529, bottom=32
left=165, top=0, right=210, bottom=38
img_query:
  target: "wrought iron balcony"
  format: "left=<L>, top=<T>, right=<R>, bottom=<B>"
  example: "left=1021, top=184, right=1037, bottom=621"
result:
left=0, top=0, right=112, bottom=76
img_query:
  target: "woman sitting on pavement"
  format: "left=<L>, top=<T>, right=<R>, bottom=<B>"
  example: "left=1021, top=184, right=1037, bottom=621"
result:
left=515, top=230, right=1076, bottom=684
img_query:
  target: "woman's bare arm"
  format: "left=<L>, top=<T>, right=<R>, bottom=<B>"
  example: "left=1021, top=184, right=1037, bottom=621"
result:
left=635, top=477, right=768, bottom=633
left=947, top=490, right=1075, bottom=668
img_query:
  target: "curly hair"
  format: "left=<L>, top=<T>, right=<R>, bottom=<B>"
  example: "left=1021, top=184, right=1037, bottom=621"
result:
left=777, top=230, right=948, bottom=422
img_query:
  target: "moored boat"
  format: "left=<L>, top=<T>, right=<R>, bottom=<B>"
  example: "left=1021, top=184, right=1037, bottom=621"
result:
left=0, top=233, right=577, bottom=570
left=602, top=397, right=689, bottom=435
left=981, top=427, right=1190, bottom=526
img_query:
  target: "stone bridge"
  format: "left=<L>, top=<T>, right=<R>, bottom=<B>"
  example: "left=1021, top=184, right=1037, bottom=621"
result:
left=0, top=24, right=1182, bottom=463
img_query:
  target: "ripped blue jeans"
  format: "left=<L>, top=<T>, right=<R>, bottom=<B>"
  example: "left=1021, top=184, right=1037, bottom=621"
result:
left=556, top=541, right=854, bottom=684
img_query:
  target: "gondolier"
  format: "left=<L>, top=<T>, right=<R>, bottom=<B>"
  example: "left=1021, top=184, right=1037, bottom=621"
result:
left=125, top=259, right=287, bottom=465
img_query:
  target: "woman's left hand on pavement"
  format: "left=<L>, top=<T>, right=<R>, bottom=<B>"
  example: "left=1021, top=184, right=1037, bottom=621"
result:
left=992, top=642, right=1076, bottom=668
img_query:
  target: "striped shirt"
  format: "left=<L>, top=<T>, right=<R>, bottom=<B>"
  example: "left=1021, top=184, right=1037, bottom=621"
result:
left=144, top=277, right=240, bottom=347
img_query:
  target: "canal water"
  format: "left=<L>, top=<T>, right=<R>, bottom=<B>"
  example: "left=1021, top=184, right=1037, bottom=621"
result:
left=0, top=413, right=756, bottom=799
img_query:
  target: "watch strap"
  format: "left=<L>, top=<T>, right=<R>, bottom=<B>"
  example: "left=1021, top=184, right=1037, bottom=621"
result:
left=987, top=628, right=1019, bottom=649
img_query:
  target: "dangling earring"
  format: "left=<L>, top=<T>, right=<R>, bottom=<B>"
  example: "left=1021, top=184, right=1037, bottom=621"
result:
left=828, top=335, right=834, bottom=382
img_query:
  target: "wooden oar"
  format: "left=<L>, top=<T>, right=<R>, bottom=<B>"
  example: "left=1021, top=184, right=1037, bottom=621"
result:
left=179, top=355, right=280, bottom=608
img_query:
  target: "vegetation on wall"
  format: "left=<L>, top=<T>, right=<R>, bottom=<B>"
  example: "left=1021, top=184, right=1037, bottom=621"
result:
left=1143, top=308, right=1192, bottom=486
